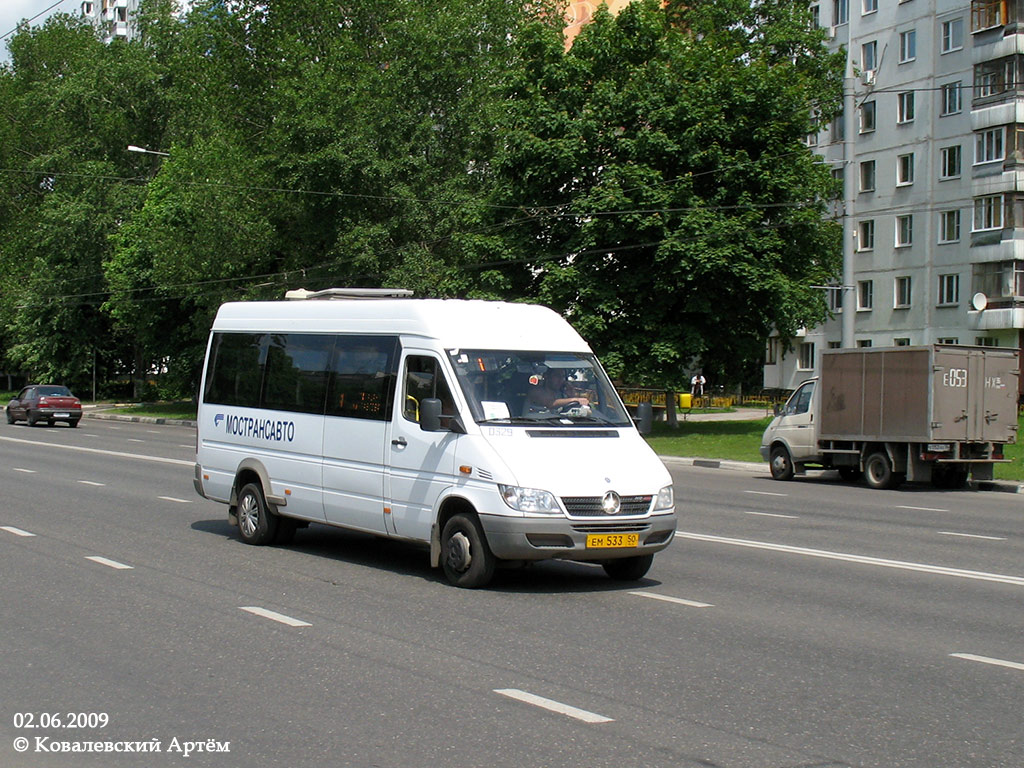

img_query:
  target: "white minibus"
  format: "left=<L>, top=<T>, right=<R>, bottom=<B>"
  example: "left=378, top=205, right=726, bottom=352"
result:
left=193, top=289, right=676, bottom=587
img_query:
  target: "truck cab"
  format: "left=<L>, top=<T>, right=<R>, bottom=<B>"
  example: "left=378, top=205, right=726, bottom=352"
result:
left=760, top=379, right=817, bottom=481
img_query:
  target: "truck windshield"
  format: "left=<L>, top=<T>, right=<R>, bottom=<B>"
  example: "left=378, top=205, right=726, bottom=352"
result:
left=447, top=349, right=632, bottom=427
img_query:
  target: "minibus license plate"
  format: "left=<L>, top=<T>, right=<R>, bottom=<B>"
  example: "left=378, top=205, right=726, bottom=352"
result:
left=586, top=533, right=639, bottom=549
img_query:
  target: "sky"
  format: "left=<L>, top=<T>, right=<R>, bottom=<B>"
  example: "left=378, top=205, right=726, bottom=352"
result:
left=0, top=0, right=77, bottom=64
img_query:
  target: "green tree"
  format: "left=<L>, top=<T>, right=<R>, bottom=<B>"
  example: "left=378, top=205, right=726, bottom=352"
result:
left=0, top=13, right=165, bottom=391
left=494, top=0, right=844, bottom=398
left=103, top=0, right=548, bottom=393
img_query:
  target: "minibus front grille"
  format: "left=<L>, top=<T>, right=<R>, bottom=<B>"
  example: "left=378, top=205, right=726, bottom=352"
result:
left=561, top=495, right=653, bottom=517
left=570, top=523, right=650, bottom=534
left=526, top=430, right=620, bottom=438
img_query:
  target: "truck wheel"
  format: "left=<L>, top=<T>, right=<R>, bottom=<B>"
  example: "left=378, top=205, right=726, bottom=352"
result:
left=864, top=452, right=901, bottom=490
left=769, top=445, right=795, bottom=481
left=236, top=482, right=279, bottom=545
left=441, top=513, right=496, bottom=588
left=602, top=554, right=654, bottom=581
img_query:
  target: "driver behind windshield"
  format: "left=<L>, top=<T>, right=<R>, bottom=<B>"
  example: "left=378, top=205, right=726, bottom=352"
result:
left=524, top=368, right=590, bottom=414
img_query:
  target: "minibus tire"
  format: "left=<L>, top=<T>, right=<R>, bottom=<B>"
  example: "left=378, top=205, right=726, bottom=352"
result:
left=602, top=554, right=654, bottom=581
left=441, top=513, right=496, bottom=588
left=236, top=482, right=279, bottom=545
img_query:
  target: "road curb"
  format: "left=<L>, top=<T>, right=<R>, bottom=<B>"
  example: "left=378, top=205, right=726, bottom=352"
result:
left=658, top=454, right=1024, bottom=493
left=83, top=412, right=197, bottom=428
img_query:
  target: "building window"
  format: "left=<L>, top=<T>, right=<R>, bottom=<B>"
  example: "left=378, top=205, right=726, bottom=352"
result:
left=899, top=30, right=917, bottom=62
left=827, top=284, right=843, bottom=313
left=937, top=337, right=959, bottom=344
left=894, top=337, right=912, bottom=346
left=857, top=339, right=873, bottom=348
left=973, top=194, right=1003, bottom=231
left=975, top=337, right=999, bottom=346
left=858, top=220, right=875, bottom=250
left=971, top=0, right=1004, bottom=31
left=940, top=145, right=962, bottom=179
left=831, top=116, right=845, bottom=143
left=834, top=0, right=849, bottom=25
left=798, top=342, right=816, bottom=370
left=941, top=82, right=962, bottom=115
left=897, top=153, right=915, bottom=185
left=895, top=276, right=912, bottom=308
left=896, top=215, right=913, bottom=246
left=898, top=92, right=915, bottom=123
left=863, top=0, right=877, bottom=12
left=975, top=127, right=1005, bottom=164
left=858, top=280, right=874, bottom=310
left=828, top=341, right=842, bottom=349
left=939, top=210, right=961, bottom=243
left=941, top=18, right=964, bottom=52
left=938, top=273, right=960, bottom=305
left=860, top=101, right=876, bottom=133
left=862, top=41, right=878, bottom=72
left=974, top=58, right=1012, bottom=100
left=765, top=338, right=779, bottom=365
left=972, top=261, right=1024, bottom=304
left=860, top=160, right=876, bottom=191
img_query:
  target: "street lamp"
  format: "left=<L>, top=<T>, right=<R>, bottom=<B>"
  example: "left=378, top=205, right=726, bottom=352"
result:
left=126, top=144, right=169, bottom=157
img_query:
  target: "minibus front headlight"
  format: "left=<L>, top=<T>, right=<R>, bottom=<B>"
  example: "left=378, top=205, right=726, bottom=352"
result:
left=654, top=484, right=674, bottom=510
left=499, top=484, right=561, bottom=514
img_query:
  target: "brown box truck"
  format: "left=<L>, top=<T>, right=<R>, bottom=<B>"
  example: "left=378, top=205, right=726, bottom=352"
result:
left=760, top=345, right=1019, bottom=489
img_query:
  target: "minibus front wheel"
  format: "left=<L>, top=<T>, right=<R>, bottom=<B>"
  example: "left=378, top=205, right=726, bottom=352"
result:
left=441, top=513, right=496, bottom=589
left=236, top=482, right=280, bottom=546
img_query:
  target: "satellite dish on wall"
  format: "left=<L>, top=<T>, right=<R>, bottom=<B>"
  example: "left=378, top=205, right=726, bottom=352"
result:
left=971, top=292, right=988, bottom=311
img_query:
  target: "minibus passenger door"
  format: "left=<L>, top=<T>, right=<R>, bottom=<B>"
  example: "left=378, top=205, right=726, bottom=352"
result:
left=387, top=353, right=460, bottom=541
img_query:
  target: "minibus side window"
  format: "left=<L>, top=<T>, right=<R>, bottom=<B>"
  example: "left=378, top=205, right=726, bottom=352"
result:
left=326, top=336, right=399, bottom=421
left=262, top=334, right=333, bottom=415
left=402, top=356, right=457, bottom=425
left=204, top=332, right=265, bottom=407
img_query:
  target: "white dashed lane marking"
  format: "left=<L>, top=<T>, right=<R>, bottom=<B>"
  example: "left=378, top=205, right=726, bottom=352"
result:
left=494, top=689, right=613, bottom=724
left=85, top=556, right=133, bottom=570
left=239, top=607, right=311, bottom=627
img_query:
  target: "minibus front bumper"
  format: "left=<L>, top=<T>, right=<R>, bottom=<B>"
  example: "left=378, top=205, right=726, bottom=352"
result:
left=479, top=511, right=677, bottom=561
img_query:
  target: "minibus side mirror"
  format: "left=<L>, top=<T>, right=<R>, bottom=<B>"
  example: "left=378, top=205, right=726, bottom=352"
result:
left=420, top=398, right=466, bottom=434
left=636, top=401, right=653, bottom=435
left=773, top=403, right=782, bottom=417
left=420, top=398, right=443, bottom=432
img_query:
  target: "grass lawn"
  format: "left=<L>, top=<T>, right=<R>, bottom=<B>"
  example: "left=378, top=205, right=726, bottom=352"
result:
left=644, top=415, right=1024, bottom=483
left=106, top=402, right=197, bottom=420
left=645, top=418, right=772, bottom=465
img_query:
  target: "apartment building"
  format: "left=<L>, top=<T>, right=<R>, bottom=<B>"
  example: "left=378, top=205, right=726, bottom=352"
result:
left=765, top=0, right=1024, bottom=396
left=81, top=0, right=140, bottom=44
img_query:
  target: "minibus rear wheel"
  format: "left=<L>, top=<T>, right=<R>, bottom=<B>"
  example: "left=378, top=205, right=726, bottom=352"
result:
left=236, top=482, right=279, bottom=545
left=602, top=554, right=654, bottom=581
left=441, top=513, right=496, bottom=588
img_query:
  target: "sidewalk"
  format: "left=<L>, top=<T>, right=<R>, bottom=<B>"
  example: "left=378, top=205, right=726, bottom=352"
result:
left=675, top=407, right=771, bottom=422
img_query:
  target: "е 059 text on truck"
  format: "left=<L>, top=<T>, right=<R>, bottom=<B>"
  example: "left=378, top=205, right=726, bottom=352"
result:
left=760, top=345, right=1019, bottom=490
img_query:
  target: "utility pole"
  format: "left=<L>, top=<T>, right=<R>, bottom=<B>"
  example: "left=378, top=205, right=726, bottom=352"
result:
left=841, top=69, right=857, bottom=349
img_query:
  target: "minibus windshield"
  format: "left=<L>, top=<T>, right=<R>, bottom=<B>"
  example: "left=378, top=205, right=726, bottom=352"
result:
left=447, top=350, right=632, bottom=426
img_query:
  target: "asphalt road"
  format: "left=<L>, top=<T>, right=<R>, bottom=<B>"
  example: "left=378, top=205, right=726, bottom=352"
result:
left=1, top=419, right=1022, bottom=767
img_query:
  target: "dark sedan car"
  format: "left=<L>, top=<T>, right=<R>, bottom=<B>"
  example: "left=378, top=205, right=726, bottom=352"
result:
left=6, top=385, right=82, bottom=427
